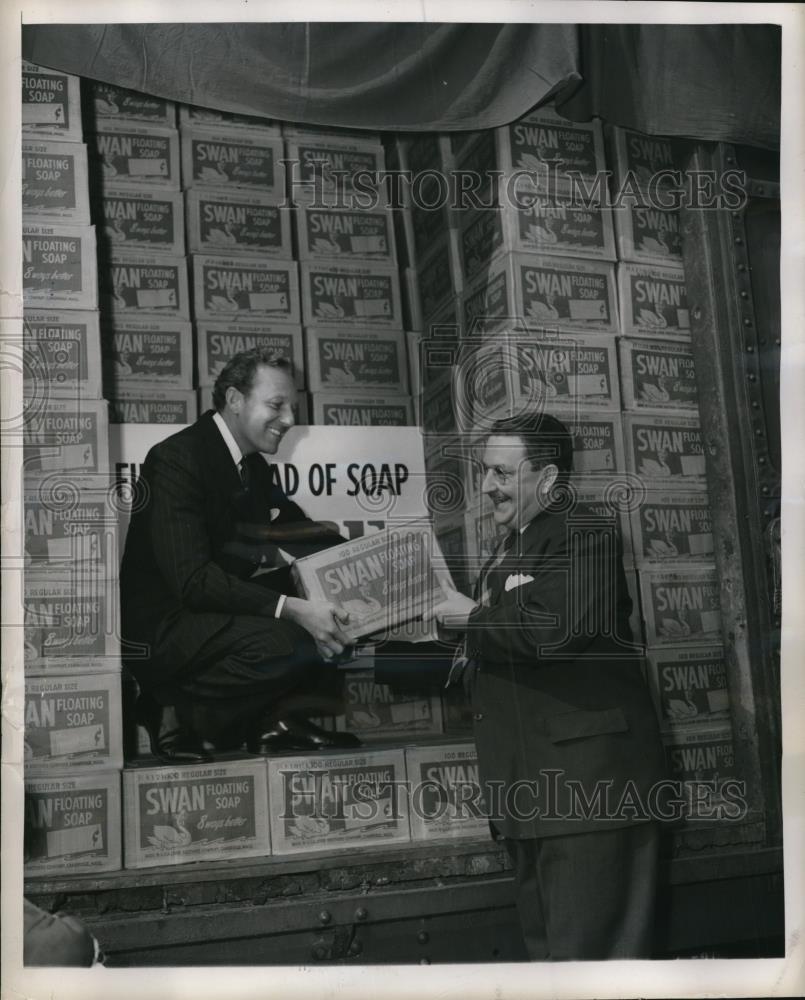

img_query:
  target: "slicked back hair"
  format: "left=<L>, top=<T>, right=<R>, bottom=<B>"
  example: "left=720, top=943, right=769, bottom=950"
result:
left=486, top=411, right=574, bottom=484
left=212, top=348, right=295, bottom=412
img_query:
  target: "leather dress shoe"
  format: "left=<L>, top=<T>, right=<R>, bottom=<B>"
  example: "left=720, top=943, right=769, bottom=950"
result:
left=135, top=695, right=212, bottom=764
left=246, top=716, right=362, bottom=755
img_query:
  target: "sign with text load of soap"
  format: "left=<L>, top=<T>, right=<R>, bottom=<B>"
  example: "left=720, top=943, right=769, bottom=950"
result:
left=111, top=424, right=429, bottom=550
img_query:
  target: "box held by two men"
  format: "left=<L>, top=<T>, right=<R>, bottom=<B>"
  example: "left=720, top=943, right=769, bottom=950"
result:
left=94, top=185, right=185, bottom=256
left=24, top=566, right=121, bottom=673
left=24, top=771, right=122, bottom=876
left=123, top=759, right=270, bottom=868
left=22, top=139, right=90, bottom=223
left=309, top=390, right=414, bottom=426
left=22, top=61, right=82, bottom=142
left=24, top=309, right=102, bottom=399
left=334, top=668, right=443, bottom=742
left=293, top=520, right=452, bottom=642
left=186, top=187, right=292, bottom=257
left=304, top=326, right=409, bottom=392
left=181, top=126, right=286, bottom=195
left=196, top=320, right=304, bottom=388
left=618, top=338, right=700, bottom=414
left=24, top=474, right=117, bottom=569
left=192, top=255, right=300, bottom=324
left=267, top=749, right=410, bottom=855
left=101, top=316, right=193, bottom=389
left=405, top=743, right=488, bottom=842
left=296, top=204, right=396, bottom=265
left=108, top=387, right=198, bottom=425
left=88, top=121, right=181, bottom=189
left=647, top=645, right=730, bottom=732
left=100, top=251, right=190, bottom=319
left=24, top=672, right=123, bottom=774
left=300, top=261, right=403, bottom=329
left=22, top=223, right=97, bottom=310
left=22, top=396, right=109, bottom=476
left=639, top=563, right=723, bottom=647
left=463, top=252, right=617, bottom=337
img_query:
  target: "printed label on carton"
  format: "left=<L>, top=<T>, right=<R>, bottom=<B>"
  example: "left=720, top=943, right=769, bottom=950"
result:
left=289, top=140, right=385, bottom=196
left=405, top=745, right=487, bottom=841
left=102, top=255, right=188, bottom=317
left=180, top=104, right=281, bottom=131
left=25, top=773, right=121, bottom=875
left=22, top=62, right=81, bottom=140
left=303, top=264, right=401, bottom=327
left=615, top=203, right=683, bottom=263
left=197, top=322, right=302, bottom=386
left=22, top=225, right=97, bottom=308
left=268, top=750, right=410, bottom=854
left=194, top=256, right=299, bottom=322
left=631, top=491, right=714, bottom=563
left=23, top=140, right=89, bottom=221
left=619, top=338, right=699, bottom=413
left=625, top=414, right=705, bottom=483
left=309, top=330, right=405, bottom=391
left=189, top=189, right=290, bottom=255
left=24, top=569, right=115, bottom=665
left=313, top=393, right=412, bottom=426
left=97, top=187, right=184, bottom=254
left=613, top=127, right=678, bottom=193
left=23, top=310, right=101, bottom=397
left=512, top=333, right=619, bottom=412
left=503, top=112, right=603, bottom=186
left=337, top=669, right=443, bottom=739
left=512, top=196, right=614, bottom=259
left=109, top=389, right=196, bottom=425
left=102, top=318, right=192, bottom=387
left=648, top=646, right=730, bottom=729
left=662, top=724, right=739, bottom=823
left=566, top=414, right=623, bottom=475
left=299, top=206, right=394, bottom=262
left=24, top=476, right=114, bottom=567
left=640, top=566, right=722, bottom=646
left=463, top=269, right=509, bottom=335
left=183, top=129, right=283, bottom=192
left=22, top=398, right=108, bottom=476
left=88, top=81, right=174, bottom=124
left=619, top=263, right=690, bottom=338
left=25, top=673, right=123, bottom=772
left=517, top=256, right=615, bottom=331
left=90, top=124, right=179, bottom=187
left=124, top=761, right=269, bottom=868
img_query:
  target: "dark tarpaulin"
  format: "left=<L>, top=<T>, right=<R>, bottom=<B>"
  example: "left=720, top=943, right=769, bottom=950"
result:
left=22, top=22, right=780, bottom=149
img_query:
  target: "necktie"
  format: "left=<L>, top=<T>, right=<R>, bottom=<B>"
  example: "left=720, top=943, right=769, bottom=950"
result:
left=238, top=458, right=251, bottom=491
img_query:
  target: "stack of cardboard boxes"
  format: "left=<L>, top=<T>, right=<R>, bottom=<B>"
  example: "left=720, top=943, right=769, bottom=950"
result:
left=22, top=63, right=123, bottom=877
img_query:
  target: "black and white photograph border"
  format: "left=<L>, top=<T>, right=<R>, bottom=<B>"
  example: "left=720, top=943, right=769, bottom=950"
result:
left=1, top=2, right=803, bottom=999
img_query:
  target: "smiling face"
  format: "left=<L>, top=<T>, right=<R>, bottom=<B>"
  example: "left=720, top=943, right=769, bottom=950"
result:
left=481, top=434, right=558, bottom=532
left=223, top=363, right=296, bottom=455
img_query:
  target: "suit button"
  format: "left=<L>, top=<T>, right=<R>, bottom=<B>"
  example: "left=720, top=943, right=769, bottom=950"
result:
left=473, top=713, right=484, bottom=721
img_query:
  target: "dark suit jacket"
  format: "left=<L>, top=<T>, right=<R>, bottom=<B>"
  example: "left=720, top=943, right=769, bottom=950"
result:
left=120, top=410, right=342, bottom=690
left=464, top=503, right=666, bottom=839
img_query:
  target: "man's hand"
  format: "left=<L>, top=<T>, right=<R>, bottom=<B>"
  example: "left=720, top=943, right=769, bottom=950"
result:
left=282, top=597, right=352, bottom=661
left=421, top=588, right=478, bottom=635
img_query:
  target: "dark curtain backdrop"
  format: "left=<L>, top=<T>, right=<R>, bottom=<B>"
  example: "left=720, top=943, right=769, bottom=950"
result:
left=22, top=22, right=780, bottom=149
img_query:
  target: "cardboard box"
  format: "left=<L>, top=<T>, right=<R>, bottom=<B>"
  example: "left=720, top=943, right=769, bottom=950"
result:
left=608, top=125, right=680, bottom=199
left=405, top=744, right=487, bottom=841
left=285, top=135, right=386, bottom=205
left=95, top=185, right=185, bottom=255
left=630, top=490, right=714, bottom=564
left=310, top=390, right=413, bottom=426
left=100, top=251, right=189, bottom=319
left=441, top=687, right=474, bottom=736
left=618, top=338, right=700, bottom=414
left=647, top=645, right=730, bottom=731
left=23, top=309, right=102, bottom=398
left=392, top=133, right=448, bottom=179
left=108, top=387, right=198, bottom=425
left=88, top=121, right=181, bottom=189
left=623, top=413, right=706, bottom=485
left=662, top=723, right=740, bottom=824
left=461, top=197, right=616, bottom=287
left=192, top=255, right=300, bottom=324
left=402, top=267, right=423, bottom=332
left=639, top=564, right=722, bottom=646
left=623, top=562, right=645, bottom=646
left=293, top=520, right=451, bottom=641
left=25, top=672, right=123, bottom=774
left=565, top=411, right=626, bottom=477
left=101, top=316, right=193, bottom=389
left=186, top=187, right=292, bottom=257
left=24, top=771, right=122, bottom=876
left=508, top=331, right=620, bottom=414
left=617, top=262, right=691, bottom=340
left=267, top=749, right=410, bottom=855
left=463, top=252, right=618, bottom=337
left=433, top=512, right=476, bottom=596
left=178, top=103, right=282, bottom=133
left=22, top=60, right=82, bottom=142
left=24, top=566, right=121, bottom=673
left=296, top=204, right=396, bottom=265
left=406, top=193, right=454, bottom=268
left=123, top=760, right=270, bottom=868
left=418, top=230, right=462, bottom=323
left=335, top=668, right=443, bottom=741
left=613, top=202, right=683, bottom=265
left=22, top=397, right=110, bottom=476
left=301, top=261, right=403, bottom=329
left=304, top=326, right=408, bottom=392
left=180, top=125, right=285, bottom=194
left=23, top=474, right=117, bottom=568
left=22, top=223, right=98, bottom=310
left=196, top=320, right=304, bottom=388
left=572, top=479, right=634, bottom=558
left=22, top=139, right=90, bottom=223
left=84, top=80, right=176, bottom=125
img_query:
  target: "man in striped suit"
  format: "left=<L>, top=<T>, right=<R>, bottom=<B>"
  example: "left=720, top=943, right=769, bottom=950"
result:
left=120, top=348, right=360, bottom=761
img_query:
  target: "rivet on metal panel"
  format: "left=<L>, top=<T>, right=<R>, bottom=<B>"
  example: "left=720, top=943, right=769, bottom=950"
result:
left=747, top=373, right=756, bottom=382
left=348, top=940, right=363, bottom=957
left=418, top=931, right=430, bottom=945
left=692, top=306, right=702, bottom=321
left=740, top=291, right=749, bottom=299
left=762, top=486, right=770, bottom=495
left=743, top=318, right=752, bottom=327
left=755, top=428, right=763, bottom=437
left=735, top=236, right=743, bottom=244
left=420, top=958, right=431, bottom=965
left=757, top=187, right=765, bottom=195
left=775, top=338, right=781, bottom=346
left=752, top=401, right=760, bottom=410
left=738, top=264, right=746, bottom=272
left=746, top=345, right=754, bottom=352
left=726, top=156, right=735, bottom=164
left=312, top=944, right=328, bottom=961
left=319, top=910, right=332, bottom=925
left=355, top=907, right=368, bottom=922
left=759, top=457, right=766, bottom=464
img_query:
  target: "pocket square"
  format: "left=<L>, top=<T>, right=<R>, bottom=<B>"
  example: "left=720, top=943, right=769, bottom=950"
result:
left=505, top=572, right=534, bottom=592
left=269, top=508, right=281, bottom=522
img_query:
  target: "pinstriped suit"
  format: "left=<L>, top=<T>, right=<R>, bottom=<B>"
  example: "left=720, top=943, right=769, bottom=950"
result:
left=120, top=410, right=344, bottom=744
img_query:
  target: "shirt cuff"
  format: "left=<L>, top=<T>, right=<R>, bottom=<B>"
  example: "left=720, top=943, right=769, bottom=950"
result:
left=275, top=594, right=286, bottom=619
